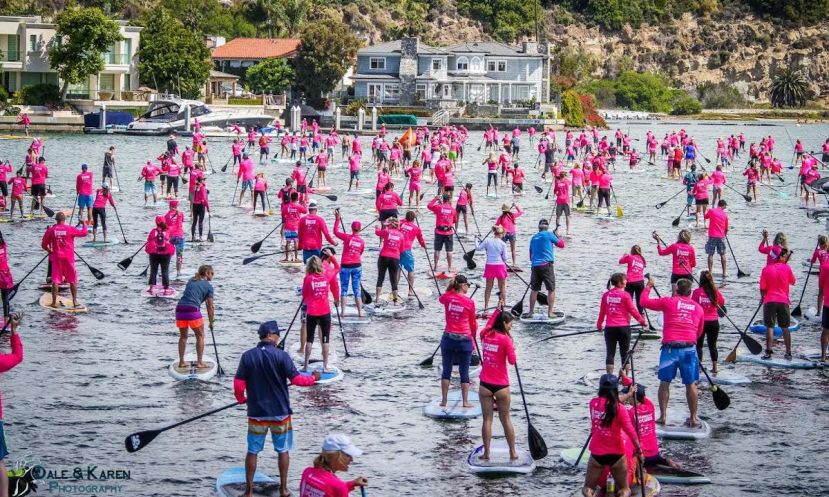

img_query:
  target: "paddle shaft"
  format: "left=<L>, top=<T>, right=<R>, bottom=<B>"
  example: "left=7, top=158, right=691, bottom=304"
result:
left=113, top=206, right=128, bottom=244
left=627, top=353, right=647, bottom=497
left=332, top=300, right=351, bottom=357
left=656, top=187, right=685, bottom=209
left=153, top=401, right=239, bottom=434
left=74, top=250, right=104, bottom=279
left=415, top=218, right=442, bottom=297
left=724, top=235, right=748, bottom=277
left=513, top=362, right=537, bottom=438
left=251, top=222, right=283, bottom=253
left=208, top=325, right=225, bottom=375
left=8, top=254, right=49, bottom=300
left=792, top=243, right=818, bottom=314
left=277, top=299, right=304, bottom=349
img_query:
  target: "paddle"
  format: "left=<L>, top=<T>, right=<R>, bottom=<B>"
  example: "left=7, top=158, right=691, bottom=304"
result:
left=415, top=217, right=442, bottom=296
left=528, top=327, right=604, bottom=345
left=5, top=254, right=49, bottom=301
left=544, top=177, right=555, bottom=200
left=511, top=270, right=548, bottom=306
left=404, top=271, right=425, bottom=310
left=112, top=205, right=128, bottom=244
left=332, top=301, right=351, bottom=358
left=360, top=284, right=372, bottom=305
left=510, top=282, right=532, bottom=318
left=791, top=242, right=818, bottom=317
left=466, top=226, right=492, bottom=264
left=124, top=401, right=240, bottom=453
left=419, top=285, right=477, bottom=367
left=655, top=188, right=684, bottom=209
left=533, top=185, right=543, bottom=194
left=139, top=264, right=149, bottom=278
left=207, top=212, right=214, bottom=243
left=231, top=178, right=239, bottom=206
left=243, top=251, right=286, bottom=265
left=671, top=200, right=688, bottom=227
left=514, top=362, right=548, bottom=460
left=698, top=362, right=730, bottom=410
left=250, top=222, right=283, bottom=253
left=117, top=242, right=148, bottom=270
left=626, top=350, right=648, bottom=497
left=74, top=251, right=105, bottom=280
left=724, top=235, right=749, bottom=278
left=470, top=208, right=483, bottom=242
left=208, top=324, right=225, bottom=375
left=723, top=182, right=753, bottom=202
left=610, top=186, right=623, bottom=217
left=277, top=300, right=304, bottom=350
left=220, top=156, right=231, bottom=173
left=68, top=194, right=79, bottom=225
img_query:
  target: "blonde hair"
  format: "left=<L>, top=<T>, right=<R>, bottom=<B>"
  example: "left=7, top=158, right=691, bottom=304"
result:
left=677, top=229, right=692, bottom=244
left=493, top=225, right=505, bottom=236
left=773, top=232, right=788, bottom=249
left=312, top=451, right=340, bottom=472
left=305, top=256, right=323, bottom=275
left=194, top=265, right=213, bottom=280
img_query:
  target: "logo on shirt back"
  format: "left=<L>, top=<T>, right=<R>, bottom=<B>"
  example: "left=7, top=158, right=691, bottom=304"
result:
left=447, top=302, right=464, bottom=314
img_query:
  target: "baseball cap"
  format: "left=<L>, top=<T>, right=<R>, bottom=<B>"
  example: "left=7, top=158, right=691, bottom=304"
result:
left=322, top=433, right=363, bottom=458
left=155, top=215, right=165, bottom=225
left=351, top=221, right=361, bottom=231
left=599, top=373, right=619, bottom=389
left=81, top=163, right=88, bottom=170
left=538, top=219, right=550, bottom=229
left=169, top=199, right=180, bottom=207
left=257, top=320, right=281, bottom=339
left=308, top=202, right=318, bottom=210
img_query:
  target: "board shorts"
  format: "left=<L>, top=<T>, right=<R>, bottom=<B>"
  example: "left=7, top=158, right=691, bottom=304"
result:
left=297, top=185, right=307, bottom=194
left=705, top=237, right=725, bottom=255
left=434, top=232, right=453, bottom=252
left=686, top=193, right=694, bottom=205
left=695, top=198, right=708, bottom=206
left=530, top=263, right=555, bottom=291
left=350, top=171, right=360, bottom=180
left=556, top=203, right=570, bottom=216
left=102, top=166, right=113, bottom=179
left=241, top=179, right=254, bottom=192
left=455, top=205, right=467, bottom=214
left=763, top=302, right=791, bottom=328
left=670, top=273, right=691, bottom=284
left=379, top=209, right=398, bottom=222
left=144, top=181, right=156, bottom=194
left=658, top=344, right=699, bottom=385
left=247, top=416, right=293, bottom=455
left=30, top=184, right=46, bottom=197
left=260, top=147, right=269, bottom=155
left=175, top=304, right=203, bottom=329
left=170, top=236, right=185, bottom=257
left=400, top=250, right=415, bottom=273
left=77, top=194, right=93, bottom=209
left=303, top=249, right=321, bottom=263
left=448, top=151, right=457, bottom=161
left=483, top=263, right=507, bottom=279
left=339, top=265, right=362, bottom=297
left=306, top=313, right=331, bottom=343
left=503, top=233, right=515, bottom=243
left=285, top=230, right=298, bottom=241
left=0, top=421, right=8, bottom=460
left=50, top=256, right=78, bottom=285
left=512, top=183, right=523, bottom=193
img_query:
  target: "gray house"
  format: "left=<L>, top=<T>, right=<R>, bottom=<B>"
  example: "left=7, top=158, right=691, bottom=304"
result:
left=352, top=37, right=552, bottom=106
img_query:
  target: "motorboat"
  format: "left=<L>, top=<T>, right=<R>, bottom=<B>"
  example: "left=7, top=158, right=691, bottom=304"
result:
left=124, top=97, right=273, bottom=135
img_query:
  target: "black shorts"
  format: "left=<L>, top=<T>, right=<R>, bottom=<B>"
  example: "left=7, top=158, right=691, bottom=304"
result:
left=103, top=166, right=113, bottom=179
left=479, top=381, right=508, bottom=394
left=0, top=182, right=7, bottom=197
left=297, top=185, right=307, bottom=194
left=512, top=183, right=523, bottom=193
left=763, top=302, right=791, bottom=328
left=670, top=273, right=691, bottom=284
left=696, top=198, right=709, bottom=206
left=30, top=184, right=46, bottom=197
left=434, top=232, right=453, bottom=252
left=305, top=313, right=332, bottom=344
left=530, top=264, right=555, bottom=292
left=556, top=203, right=570, bottom=217
left=455, top=205, right=467, bottom=214
left=822, top=305, right=829, bottom=328
left=592, top=453, right=623, bottom=466
left=403, top=150, right=411, bottom=161
left=379, top=209, right=398, bottom=222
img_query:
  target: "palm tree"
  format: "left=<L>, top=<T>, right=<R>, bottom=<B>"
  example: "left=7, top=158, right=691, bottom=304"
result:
left=770, top=68, right=810, bottom=108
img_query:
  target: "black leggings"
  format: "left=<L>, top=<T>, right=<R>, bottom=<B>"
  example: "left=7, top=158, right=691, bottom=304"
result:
left=604, top=326, right=631, bottom=367
left=92, top=207, right=107, bottom=231
left=625, top=280, right=645, bottom=312
left=1, top=288, right=10, bottom=318
left=487, top=172, right=497, bottom=187
left=597, top=188, right=611, bottom=207
left=376, top=256, right=400, bottom=291
left=254, top=191, right=266, bottom=211
left=697, top=320, right=720, bottom=363
left=306, top=313, right=331, bottom=343
left=233, top=154, right=241, bottom=166
left=191, top=204, right=206, bottom=238
left=148, top=253, right=171, bottom=288
left=167, top=176, right=179, bottom=195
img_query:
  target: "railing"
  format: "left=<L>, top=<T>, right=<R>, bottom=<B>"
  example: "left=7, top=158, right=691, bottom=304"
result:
left=431, top=108, right=449, bottom=126
left=104, top=53, right=130, bottom=65
left=1, top=50, right=20, bottom=62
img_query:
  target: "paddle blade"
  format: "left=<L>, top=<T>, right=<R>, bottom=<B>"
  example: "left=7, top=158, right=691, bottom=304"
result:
left=724, top=347, right=738, bottom=363
left=419, top=356, right=434, bottom=367
left=711, top=384, right=730, bottom=410
left=742, top=332, right=763, bottom=355
left=791, top=305, right=802, bottom=317
left=464, top=253, right=476, bottom=270
left=124, top=429, right=160, bottom=453
left=242, top=255, right=259, bottom=265
left=510, top=299, right=524, bottom=318
left=43, top=206, right=55, bottom=218
left=534, top=186, right=543, bottom=193
left=576, top=199, right=584, bottom=208
left=536, top=292, right=549, bottom=306
left=207, top=231, right=214, bottom=243
left=616, top=204, right=623, bottom=218
left=528, top=423, right=548, bottom=460
left=91, top=266, right=105, bottom=280
left=743, top=194, right=752, bottom=202
left=250, top=240, right=263, bottom=253
left=360, top=285, right=372, bottom=305
left=737, top=269, right=749, bottom=278
left=117, top=257, right=133, bottom=271
left=325, top=195, right=338, bottom=201
left=671, top=216, right=681, bottom=227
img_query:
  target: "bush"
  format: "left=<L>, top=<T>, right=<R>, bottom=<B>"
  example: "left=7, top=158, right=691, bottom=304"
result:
left=561, top=89, right=585, bottom=127
left=228, top=97, right=262, bottom=106
left=0, top=86, right=8, bottom=102
left=16, top=83, right=61, bottom=106
left=697, top=82, right=745, bottom=109
left=670, top=94, right=702, bottom=115
left=579, top=93, right=607, bottom=128
left=614, top=71, right=675, bottom=112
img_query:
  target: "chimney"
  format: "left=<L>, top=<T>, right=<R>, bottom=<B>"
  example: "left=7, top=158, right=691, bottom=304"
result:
left=401, top=36, right=419, bottom=59
left=523, top=41, right=538, bottom=54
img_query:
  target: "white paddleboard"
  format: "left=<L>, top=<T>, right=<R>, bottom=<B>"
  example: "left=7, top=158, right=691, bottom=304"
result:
left=560, top=448, right=711, bottom=484
left=295, top=363, right=343, bottom=385
left=423, top=390, right=481, bottom=419
left=519, top=310, right=566, bottom=325
left=736, top=350, right=823, bottom=369
left=570, top=473, right=662, bottom=496
left=142, top=285, right=179, bottom=299
left=467, top=439, right=535, bottom=474
left=796, top=347, right=829, bottom=360
left=380, top=286, right=433, bottom=302
left=168, top=355, right=217, bottom=381
left=656, top=411, right=711, bottom=440
left=708, top=370, right=751, bottom=385
left=216, top=467, right=279, bottom=497
left=365, top=302, right=408, bottom=316
left=289, top=341, right=338, bottom=364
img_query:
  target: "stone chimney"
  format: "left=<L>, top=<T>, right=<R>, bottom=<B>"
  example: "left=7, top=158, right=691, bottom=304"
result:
left=399, top=37, right=419, bottom=105
left=538, top=40, right=552, bottom=103
left=523, top=41, right=538, bottom=54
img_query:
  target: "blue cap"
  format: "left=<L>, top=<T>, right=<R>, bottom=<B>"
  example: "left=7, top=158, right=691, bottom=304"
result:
left=599, top=373, right=619, bottom=389
left=258, top=320, right=280, bottom=338
left=81, top=163, right=88, bottom=170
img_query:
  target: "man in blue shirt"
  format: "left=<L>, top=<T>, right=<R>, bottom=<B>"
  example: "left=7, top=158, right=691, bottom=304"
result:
left=526, top=219, right=565, bottom=319
left=234, top=321, right=319, bottom=497
left=683, top=164, right=698, bottom=216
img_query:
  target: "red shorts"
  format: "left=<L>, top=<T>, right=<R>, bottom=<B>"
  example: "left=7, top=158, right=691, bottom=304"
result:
left=176, top=318, right=204, bottom=329
left=51, top=257, right=78, bottom=285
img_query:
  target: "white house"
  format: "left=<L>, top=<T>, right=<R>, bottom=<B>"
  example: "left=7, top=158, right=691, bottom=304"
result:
left=0, top=15, right=141, bottom=100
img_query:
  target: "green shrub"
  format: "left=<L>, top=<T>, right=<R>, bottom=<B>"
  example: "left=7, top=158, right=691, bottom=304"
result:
left=613, top=71, right=675, bottom=112
left=561, top=89, right=585, bottom=127
left=0, top=86, right=8, bottom=103
left=17, top=83, right=61, bottom=106
left=697, top=82, right=745, bottom=109
left=670, top=93, right=702, bottom=115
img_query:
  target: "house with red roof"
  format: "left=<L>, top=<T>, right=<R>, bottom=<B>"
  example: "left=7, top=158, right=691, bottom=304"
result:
left=211, top=37, right=300, bottom=73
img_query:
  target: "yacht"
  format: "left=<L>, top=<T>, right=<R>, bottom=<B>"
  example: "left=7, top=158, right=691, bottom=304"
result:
left=124, top=97, right=274, bottom=135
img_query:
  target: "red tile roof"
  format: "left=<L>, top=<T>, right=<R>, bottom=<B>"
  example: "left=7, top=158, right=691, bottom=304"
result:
left=211, top=38, right=300, bottom=60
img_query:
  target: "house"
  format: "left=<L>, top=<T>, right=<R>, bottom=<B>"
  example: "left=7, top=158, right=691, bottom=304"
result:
left=352, top=37, right=552, bottom=106
left=211, top=37, right=300, bottom=75
left=0, top=15, right=141, bottom=100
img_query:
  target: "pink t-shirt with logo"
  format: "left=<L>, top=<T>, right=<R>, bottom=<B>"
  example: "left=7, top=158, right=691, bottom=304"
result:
left=760, top=262, right=796, bottom=304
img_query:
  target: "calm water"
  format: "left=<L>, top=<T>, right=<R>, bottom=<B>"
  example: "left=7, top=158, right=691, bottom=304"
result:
left=1, top=120, right=828, bottom=497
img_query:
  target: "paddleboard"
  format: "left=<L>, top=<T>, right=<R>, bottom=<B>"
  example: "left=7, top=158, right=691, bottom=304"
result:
left=639, top=331, right=662, bottom=340
left=423, top=390, right=481, bottom=419
left=345, top=189, right=372, bottom=195
left=365, top=302, right=408, bottom=316
left=467, top=440, right=535, bottom=474
left=216, top=467, right=279, bottom=497
left=365, top=208, right=378, bottom=214
left=38, top=293, right=88, bottom=313
left=802, top=306, right=820, bottom=322
left=736, top=350, right=823, bottom=369
left=81, top=239, right=119, bottom=248
left=796, top=347, right=829, bottom=360
left=142, top=285, right=179, bottom=299
left=338, top=308, right=371, bottom=324
left=519, top=310, right=566, bottom=325
left=312, top=186, right=332, bottom=193
left=168, top=355, right=217, bottom=381
left=561, top=449, right=707, bottom=484
left=296, top=363, right=344, bottom=384
left=431, top=271, right=457, bottom=280
left=708, top=370, right=751, bottom=385
left=278, top=259, right=304, bottom=268
left=574, top=474, right=661, bottom=497
left=289, top=341, right=338, bottom=364
left=380, top=287, right=432, bottom=302
left=656, top=411, right=711, bottom=440
left=749, top=318, right=800, bottom=336
left=251, top=211, right=271, bottom=217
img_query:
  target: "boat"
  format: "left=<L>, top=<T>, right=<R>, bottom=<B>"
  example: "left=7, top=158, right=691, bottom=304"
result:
left=123, top=97, right=273, bottom=135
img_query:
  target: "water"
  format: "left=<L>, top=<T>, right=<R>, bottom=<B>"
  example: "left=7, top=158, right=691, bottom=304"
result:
left=1, top=120, right=828, bottom=496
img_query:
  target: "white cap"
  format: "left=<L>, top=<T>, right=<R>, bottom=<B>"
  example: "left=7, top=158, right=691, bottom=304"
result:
left=322, top=433, right=362, bottom=458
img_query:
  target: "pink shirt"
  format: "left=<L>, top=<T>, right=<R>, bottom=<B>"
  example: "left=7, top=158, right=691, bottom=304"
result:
left=375, top=226, right=405, bottom=259
left=192, top=185, right=209, bottom=208
left=42, top=223, right=88, bottom=260
left=349, top=155, right=361, bottom=172
left=398, top=220, right=424, bottom=252
left=164, top=210, right=185, bottom=238
left=428, top=198, right=457, bottom=231
left=589, top=397, right=638, bottom=456
left=598, top=173, right=612, bottom=189
left=302, top=272, right=334, bottom=316
left=141, top=164, right=159, bottom=181
left=627, top=399, right=659, bottom=457
left=760, top=262, right=796, bottom=304
left=691, top=287, right=725, bottom=321
left=0, top=333, right=23, bottom=419
left=657, top=242, right=695, bottom=275
left=0, top=244, right=12, bottom=289
left=495, top=207, right=523, bottom=234
left=480, top=326, right=516, bottom=386
left=146, top=228, right=174, bottom=255
left=76, top=171, right=94, bottom=195
left=92, top=189, right=115, bottom=209
left=282, top=202, right=307, bottom=231
left=810, top=247, right=829, bottom=273
left=597, top=288, right=645, bottom=328
left=618, top=254, right=645, bottom=283
left=376, top=191, right=402, bottom=211
left=30, top=163, right=48, bottom=185
left=640, top=288, right=704, bottom=344
left=333, top=225, right=365, bottom=265
left=439, top=291, right=477, bottom=337
left=238, top=159, right=255, bottom=181
left=189, top=169, right=204, bottom=194
left=570, top=168, right=584, bottom=186
left=376, top=173, right=390, bottom=191
left=298, top=214, right=336, bottom=251
left=704, top=208, right=728, bottom=238
left=299, top=467, right=354, bottom=497
left=254, top=178, right=268, bottom=192
left=692, top=179, right=709, bottom=200
left=554, top=179, right=570, bottom=204
left=759, top=241, right=782, bottom=265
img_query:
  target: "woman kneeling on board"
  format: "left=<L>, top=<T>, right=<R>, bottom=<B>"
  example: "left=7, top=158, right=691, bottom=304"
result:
left=582, top=374, right=643, bottom=497
left=479, top=310, right=518, bottom=460
left=299, top=434, right=368, bottom=496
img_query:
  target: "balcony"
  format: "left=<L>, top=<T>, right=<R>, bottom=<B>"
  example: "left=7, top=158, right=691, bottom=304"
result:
left=104, top=53, right=130, bottom=65
left=1, top=49, right=20, bottom=62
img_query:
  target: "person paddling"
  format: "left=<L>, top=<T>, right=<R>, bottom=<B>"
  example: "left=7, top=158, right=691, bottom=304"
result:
left=190, top=177, right=210, bottom=242
left=438, top=275, right=478, bottom=409
left=75, top=163, right=94, bottom=226
left=477, top=226, right=508, bottom=315
left=478, top=310, right=518, bottom=461
left=691, top=271, right=725, bottom=374
left=146, top=216, right=174, bottom=295
left=175, top=265, right=215, bottom=369
left=398, top=211, right=425, bottom=298
left=164, top=199, right=186, bottom=278
left=301, top=256, right=335, bottom=372
left=374, top=217, right=404, bottom=305
left=759, top=249, right=796, bottom=361
left=597, top=273, right=647, bottom=377
left=619, top=381, right=679, bottom=470
left=428, top=193, right=458, bottom=276
left=703, top=200, right=729, bottom=277
left=299, top=434, right=367, bottom=497
left=0, top=311, right=23, bottom=497
left=333, top=211, right=365, bottom=316
left=0, top=232, right=12, bottom=327
left=298, top=203, right=337, bottom=263
left=91, top=184, right=116, bottom=243
left=41, top=212, right=88, bottom=308
left=234, top=321, right=319, bottom=497
left=653, top=230, right=696, bottom=296
left=525, top=219, right=565, bottom=319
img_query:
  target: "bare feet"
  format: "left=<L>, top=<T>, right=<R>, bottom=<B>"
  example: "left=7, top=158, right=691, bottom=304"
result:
left=439, top=399, right=447, bottom=407
left=178, top=362, right=187, bottom=368
left=463, top=402, right=474, bottom=408
left=195, top=362, right=209, bottom=369
left=655, top=417, right=666, bottom=425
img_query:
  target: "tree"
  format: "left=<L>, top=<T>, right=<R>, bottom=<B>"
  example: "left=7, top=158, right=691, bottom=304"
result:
left=294, top=18, right=359, bottom=106
left=48, top=7, right=122, bottom=101
left=770, top=68, right=811, bottom=108
left=158, top=0, right=256, bottom=38
left=246, top=58, right=294, bottom=94
left=137, top=8, right=211, bottom=99
left=561, top=90, right=585, bottom=127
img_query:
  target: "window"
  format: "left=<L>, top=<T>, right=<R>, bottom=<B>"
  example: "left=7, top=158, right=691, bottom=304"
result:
left=443, top=84, right=451, bottom=98
left=470, top=56, right=483, bottom=72
left=99, top=74, right=115, bottom=92
left=7, top=35, right=19, bottom=61
left=122, top=73, right=131, bottom=91
left=487, top=60, right=507, bottom=72
left=367, top=83, right=382, bottom=103
left=384, top=83, right=400, bottom=101
left=432, top=58, right=442, bottom=71
left=516, top=85, right=530, bottom=100
left=29, top=35, right=37, bottom=52
left=416, top=84, right=426, bottom=101
left=456, top=56, right=468, bottom=71
left=54, top=35, right=63, bottom=47
left=124, top=39, right=132, bottom=59
left=369, top=57, right=386, bottom=70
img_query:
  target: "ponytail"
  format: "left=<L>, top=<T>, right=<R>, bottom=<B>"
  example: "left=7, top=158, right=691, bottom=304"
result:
left=194, top=264, right=213, bottom=280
